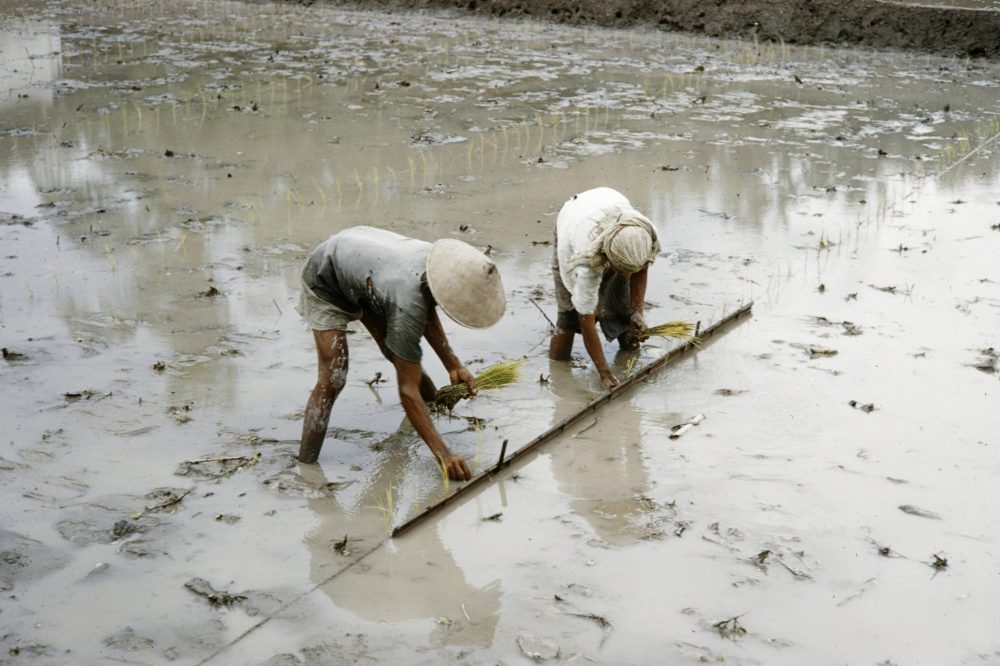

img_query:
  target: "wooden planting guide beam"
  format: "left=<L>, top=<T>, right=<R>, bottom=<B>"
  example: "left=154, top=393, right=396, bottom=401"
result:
left=392, top=301, right=754, bottom=537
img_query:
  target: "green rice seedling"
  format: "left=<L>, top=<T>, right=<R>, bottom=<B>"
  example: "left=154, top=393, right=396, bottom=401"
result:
left=471, top=418, right=483, bottom=475
left=433, top=358, right=526, bottom=411
left=368, top=484, right=396, bottom=533
left=310, top=178, right=327, bottom=213
left=624, top=353, right=640, bottom=378
left=437, top=457, right=450, bottom=494
left=199, top=93, right=208, bottom=125
left=643, top=320, right=698, bottom=344
left=406, top=155, right=416, bottom=187
left=246, top=200, right=261, bottom=225
left=958, top=133, right=971, bottom=155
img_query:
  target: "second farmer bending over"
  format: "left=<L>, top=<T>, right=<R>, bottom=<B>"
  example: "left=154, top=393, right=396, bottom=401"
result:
left=549, top=187, right=660, bottom=389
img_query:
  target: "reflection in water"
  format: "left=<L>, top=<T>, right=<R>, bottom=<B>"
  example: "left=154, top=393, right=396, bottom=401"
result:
left=0, top=20, right=60, bottom=108
left=301, top=440, right=501, bottom=647
left=3, top=3, right=1000, bottom=662
left=545, top=359, right=654, bottom=547
left=4, top=0, right=990, bottom=426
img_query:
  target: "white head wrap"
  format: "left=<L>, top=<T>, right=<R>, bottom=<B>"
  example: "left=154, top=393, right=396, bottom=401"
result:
left=593, top=211, right=659, bottom=273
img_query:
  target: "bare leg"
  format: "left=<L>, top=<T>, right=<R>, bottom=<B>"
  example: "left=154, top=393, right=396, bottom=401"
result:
left=549, top=327, right=575, bottom=360
left=299, top=329, right=348, bottom=463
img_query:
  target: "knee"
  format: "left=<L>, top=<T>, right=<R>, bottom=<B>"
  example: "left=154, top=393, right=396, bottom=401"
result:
left=314, top=367, right=347, bottom=398
left=327, top=365, right=348, bottom=393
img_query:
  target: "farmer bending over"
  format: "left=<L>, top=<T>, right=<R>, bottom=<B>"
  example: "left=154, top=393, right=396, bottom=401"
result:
left=297, top=226, right=506, bottom=481
left=549, top=187, right=660, bottom=389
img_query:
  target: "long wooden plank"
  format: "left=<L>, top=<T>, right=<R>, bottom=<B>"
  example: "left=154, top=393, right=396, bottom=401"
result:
left=391, top=301, right=754, bottom=537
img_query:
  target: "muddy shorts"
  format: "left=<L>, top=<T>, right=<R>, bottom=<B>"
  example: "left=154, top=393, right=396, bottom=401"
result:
left=296, top=278, right=361, bottom=331
left=551, top=232, right=632, bottom=342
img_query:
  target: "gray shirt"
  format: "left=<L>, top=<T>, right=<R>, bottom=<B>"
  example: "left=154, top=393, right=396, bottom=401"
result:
left=302, top=226, right=431, bottom=363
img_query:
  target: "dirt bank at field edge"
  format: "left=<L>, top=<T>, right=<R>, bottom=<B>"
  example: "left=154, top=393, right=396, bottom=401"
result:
left=302, top=0, right=1000, bottom=58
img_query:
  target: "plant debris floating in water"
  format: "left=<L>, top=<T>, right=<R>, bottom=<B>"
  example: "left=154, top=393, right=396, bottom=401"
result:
left=184, top=577, right=247, bottom=608
left=433, top=358, right=526, bottom=411
left=2, top=347, right=28, bottom=361
left=714, top=614, right=748, bottom=639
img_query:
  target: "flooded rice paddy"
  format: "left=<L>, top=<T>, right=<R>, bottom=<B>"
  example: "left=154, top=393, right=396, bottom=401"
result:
left=1, top=0, right=999, bottom=663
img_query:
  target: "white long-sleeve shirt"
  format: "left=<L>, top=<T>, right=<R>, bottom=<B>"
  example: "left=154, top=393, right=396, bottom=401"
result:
left=555, top=187, right=648, bottom=314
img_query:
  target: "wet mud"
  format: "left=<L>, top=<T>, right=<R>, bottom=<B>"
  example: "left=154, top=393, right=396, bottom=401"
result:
left=2, top=0, right=999, bottom=663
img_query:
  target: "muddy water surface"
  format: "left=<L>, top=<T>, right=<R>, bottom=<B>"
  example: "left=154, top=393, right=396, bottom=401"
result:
left=2, top=0, right=999, bottom=663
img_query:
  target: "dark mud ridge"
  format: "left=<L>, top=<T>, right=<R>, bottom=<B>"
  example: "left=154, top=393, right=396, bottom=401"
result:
left=300, top=0, right=1000, bottom=58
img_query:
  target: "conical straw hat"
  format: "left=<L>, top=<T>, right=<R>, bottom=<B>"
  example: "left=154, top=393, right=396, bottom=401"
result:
left=426, top=239, right=505, bottom=329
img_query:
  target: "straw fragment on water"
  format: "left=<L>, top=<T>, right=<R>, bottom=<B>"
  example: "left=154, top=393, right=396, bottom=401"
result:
left=433, top=358, right=526, bottom=410
left=669, top=413, right=705, bottom=439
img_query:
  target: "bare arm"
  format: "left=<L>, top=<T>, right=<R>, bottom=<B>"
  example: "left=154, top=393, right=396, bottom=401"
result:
left=629, top=265, right=649, bottom=331
left=393, top=355, right=472, bottom=481
left=580, top=313, right=618, bottom=389
left=423, top=306, right=476, bottom=395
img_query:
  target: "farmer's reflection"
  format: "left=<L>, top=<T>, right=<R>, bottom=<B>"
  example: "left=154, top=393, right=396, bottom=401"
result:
left=545, top=360, right=652, bottom=547
left=300, top=437, right=500, bottom=647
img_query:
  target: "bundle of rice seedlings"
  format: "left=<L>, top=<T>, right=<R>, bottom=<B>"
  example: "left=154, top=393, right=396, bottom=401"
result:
left=642, top=320, right=698, bottom=342
left=433, top=358, right=526, bottom=411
